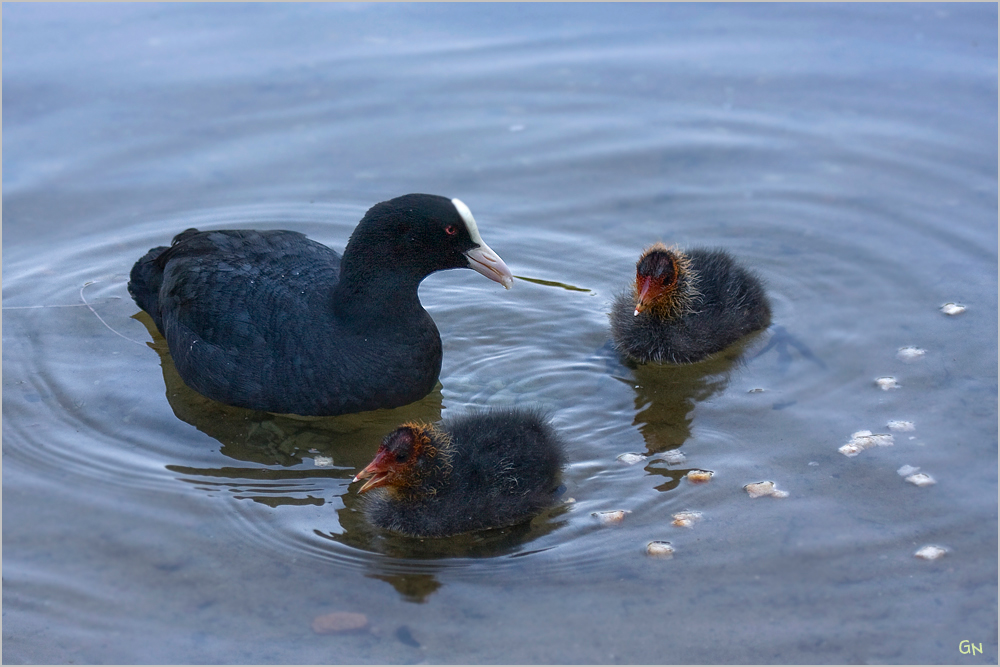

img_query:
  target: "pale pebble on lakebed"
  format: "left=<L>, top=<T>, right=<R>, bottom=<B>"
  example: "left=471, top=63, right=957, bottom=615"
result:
left=592, top=510, right=630, bottom=525
left=744, top=481, right=789, bottom=498
left=875, top=376, right=900, bottom=390
left=661, top=450, right=687, bottom=465
left=914, top=545, right=948, bottom=560
left=311, top=612, right=368, bottom=634
left=616, top=452, right=647, bottom=465
left=887, top=420, right=915, bottom=432
left=896, top=346, right=926, bottom=362
left=940, top=303, right=966, bottom=316
left=905, top=472, right=936, bottom=487
left=645, top=541, right=675, bottom=558
left=839, top=430, right=894, bottom=457
left=672, top=511, right=703, bottom=528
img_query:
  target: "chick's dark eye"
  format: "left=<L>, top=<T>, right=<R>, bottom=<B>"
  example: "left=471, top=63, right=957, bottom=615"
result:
left=395, top=452, right=409, bottom=463
left=444, top=225, right=458, bottom=236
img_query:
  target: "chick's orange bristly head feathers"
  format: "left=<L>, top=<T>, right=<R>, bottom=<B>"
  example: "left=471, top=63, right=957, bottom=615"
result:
left=354, top=422, right=439, bottom=494
left=633, top=243, right=697, bottom=318
left=634, top=243, right=679, bottom=314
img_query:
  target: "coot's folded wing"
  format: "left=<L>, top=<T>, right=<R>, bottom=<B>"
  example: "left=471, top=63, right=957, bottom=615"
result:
left=156, top=229, right=342, bottom=350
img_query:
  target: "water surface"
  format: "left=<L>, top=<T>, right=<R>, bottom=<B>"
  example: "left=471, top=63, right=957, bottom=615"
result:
left=4, top=4, right=997, bottom=664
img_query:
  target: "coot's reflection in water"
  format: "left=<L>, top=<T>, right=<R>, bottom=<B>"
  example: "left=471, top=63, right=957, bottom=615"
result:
left=136, top=309, right=439, bottom=492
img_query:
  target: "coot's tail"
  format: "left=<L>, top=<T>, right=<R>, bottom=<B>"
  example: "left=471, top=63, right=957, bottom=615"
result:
left=128, top=245, right=169, bottom=333
left=128, top=228, right=202, bottom=334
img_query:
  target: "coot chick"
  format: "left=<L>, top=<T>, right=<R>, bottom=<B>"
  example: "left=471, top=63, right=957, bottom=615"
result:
left=609, top=243, right=771, bottom=364
left=128, top=194, right=513, bottom=416
left=353, top=408, right=566, bottom=538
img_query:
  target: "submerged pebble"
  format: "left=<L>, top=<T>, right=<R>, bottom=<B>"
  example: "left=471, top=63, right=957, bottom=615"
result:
left=645, top=541, right=675, bottom=558
left=914, top=545, right=948, bottom=560
left=661, top=450, right=687, bottom=465
left=839, top=443, right=864, bottom=457
left=839, top=430, right=894, bottom=457
left=896, top=346, right=926, bottom=362
left=686, top=469, right=714, bottom=484
left=855, top=431, right=894, bottom=447
left=875, top=376, right=900, bottom=391
left=671, top=511, right=702, bottom=528
left=905, top=472, right=936, bottom=487
left=617, top=452, right=647, bottom=465
left=744, top=481, right=789, bottom=499
left=897, top=464, right=921, bottom=477
left=312, top=611, right=369, bottom=634
left=592, top=510, right=630, bottom=525
left=940, top=303, right=966, bottom=316
left=887, top=420, right=915, bottom=432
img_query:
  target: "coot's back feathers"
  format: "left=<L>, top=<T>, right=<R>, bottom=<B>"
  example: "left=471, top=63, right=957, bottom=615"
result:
left=355, top=408, right=566, bottom=538
left=128, top=194, right=513, bottom=416
left=610, top=245, right=771, bottom=364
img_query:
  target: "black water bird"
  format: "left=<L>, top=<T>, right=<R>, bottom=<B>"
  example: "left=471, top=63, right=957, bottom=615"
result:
left=354, top=408, right=566, bottom=538
left=129, top=194, right=513, bottom=416
left=609, top=243, right=771, bottom=364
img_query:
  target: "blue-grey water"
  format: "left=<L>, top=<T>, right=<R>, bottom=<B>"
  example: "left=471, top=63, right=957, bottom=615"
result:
left=3, top=3, right=997, bottom=664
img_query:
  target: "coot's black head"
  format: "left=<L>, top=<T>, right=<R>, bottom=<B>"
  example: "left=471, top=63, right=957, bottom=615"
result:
left=353, top=422, right=449, bottom=494
left=344, top=194, right=513, bottom=288
left=633, top=243, right=693, bottom=317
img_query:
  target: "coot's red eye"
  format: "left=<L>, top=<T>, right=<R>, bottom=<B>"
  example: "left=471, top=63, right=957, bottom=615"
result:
left=445, top=225, right=458, bottom=236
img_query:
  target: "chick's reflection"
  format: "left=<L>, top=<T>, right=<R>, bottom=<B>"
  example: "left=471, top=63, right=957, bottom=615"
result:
left=615, top=335, right=760, bottom=455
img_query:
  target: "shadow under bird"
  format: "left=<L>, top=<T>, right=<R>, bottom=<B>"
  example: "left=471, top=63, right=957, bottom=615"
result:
left=609, top=242, right=771, bottom=364
left=128, top=194, right=513, bottom=416
left=354, top=408, right=566, bottom=538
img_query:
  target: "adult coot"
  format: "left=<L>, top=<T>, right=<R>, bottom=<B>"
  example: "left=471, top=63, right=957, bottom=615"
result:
left=609, top=242, right=771, bottom=364
left=128, top=194, right=513, bottom=416
left=353, top=408, right=566, bottom=538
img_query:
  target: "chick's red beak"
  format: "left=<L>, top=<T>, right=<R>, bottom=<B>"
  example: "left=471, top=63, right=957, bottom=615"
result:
left=634, top=275, right=657, bottom=316
left=353, top=449, right=395, bottom=494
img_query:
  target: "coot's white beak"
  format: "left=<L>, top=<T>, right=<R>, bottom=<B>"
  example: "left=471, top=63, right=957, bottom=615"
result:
left=452, top=198, right=514, bottom=289
left=465, top=244, right=514, bottom=289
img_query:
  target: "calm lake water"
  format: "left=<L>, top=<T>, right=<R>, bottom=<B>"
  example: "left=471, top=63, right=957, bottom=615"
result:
left=3, top=3, right=997, bottom=664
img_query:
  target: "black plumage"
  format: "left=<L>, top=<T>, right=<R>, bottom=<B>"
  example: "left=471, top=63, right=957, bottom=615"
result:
left=128, top=194, right=513, bottom=416
left=354, top=408, right=566, bottom=538
left=609, top=243, right=771, bottom=364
